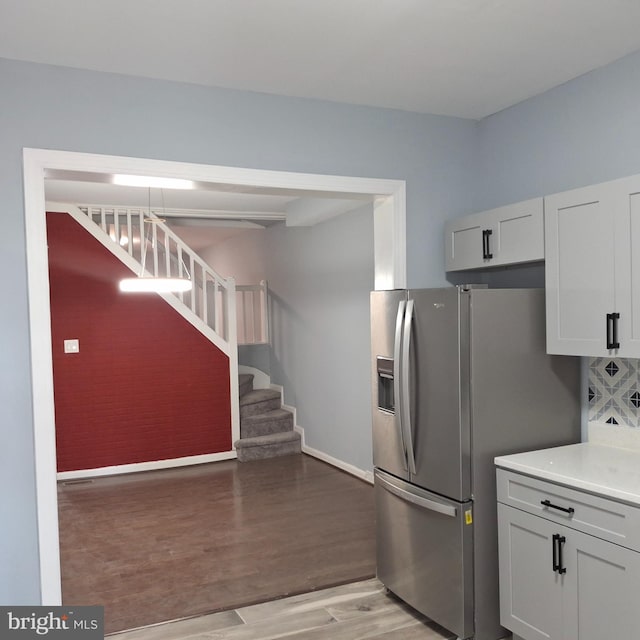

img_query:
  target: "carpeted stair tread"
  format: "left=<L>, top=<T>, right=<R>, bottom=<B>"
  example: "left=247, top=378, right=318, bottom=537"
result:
left=234, top=431, right=301, bottom=462
left=238, top=374, right=254, bottom=398
left=241, top=408, right=294, bottom=439
left=240, top=388, right=280, bottom=405
left=239, top=388, right=282, bottom=417
left=236, top=378, right=299, bottom=461
left=235, top=430, right=300, bottom=448
left=242, top=408, right=292, bottom=425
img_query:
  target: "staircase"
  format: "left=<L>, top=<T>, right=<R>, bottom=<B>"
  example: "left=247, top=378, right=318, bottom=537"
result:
left=48, top=202, right=278, bottom=459
left=235, top=374, right=301, bottom=461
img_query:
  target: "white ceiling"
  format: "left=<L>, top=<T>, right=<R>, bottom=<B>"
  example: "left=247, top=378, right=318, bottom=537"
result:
left=44, top=175, right=372, bottom=250
left=2, top=0, right=640, bottom=119
left=45, top=179, right=296, bottom=216
left=44, top=179, right=292, bottom=250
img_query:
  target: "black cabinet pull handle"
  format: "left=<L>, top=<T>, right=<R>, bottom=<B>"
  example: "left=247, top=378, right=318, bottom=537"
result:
left=482, top=229, right=493, bottom=260
left=557, top=535, right=566, bottom=574
left=607, top=313, right=620, bottom=349
left=541, top=499, right=575, bottom=515
left=552, top=533, right=567, bottom=574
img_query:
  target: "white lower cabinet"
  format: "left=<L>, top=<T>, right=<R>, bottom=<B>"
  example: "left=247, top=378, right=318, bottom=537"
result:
left=498, top=504, right=562, bottom=640
left=498, top=471, right=640, bottom=640
left=563, top=527, right=640, bottom=640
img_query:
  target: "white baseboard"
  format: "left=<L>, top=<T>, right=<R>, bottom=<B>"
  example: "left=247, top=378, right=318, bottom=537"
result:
left=293, top=423, right=374, bottom=485
left=268, top=386, right=374, bottom=484
left=56, top=451, right=237, bottom=481
left=270, top=382, right=284, bottom=394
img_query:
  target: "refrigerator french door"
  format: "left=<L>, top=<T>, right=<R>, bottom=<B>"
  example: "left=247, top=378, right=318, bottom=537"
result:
left=375, top=468, right=474, bottom=638
left=371, top=287, right=470, bottom=498
left=371, top=287, right=474, bottom=638
left=370, top=287, right=581, bottom=640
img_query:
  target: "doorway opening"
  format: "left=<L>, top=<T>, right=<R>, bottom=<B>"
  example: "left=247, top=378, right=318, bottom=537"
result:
left=23, top=148, right=406, bottom=605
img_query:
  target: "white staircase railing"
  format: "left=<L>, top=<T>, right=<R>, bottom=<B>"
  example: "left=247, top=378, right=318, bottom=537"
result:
left=237, top=280, right=269, bottom=345
left=60, top=203, right=237, bottom=352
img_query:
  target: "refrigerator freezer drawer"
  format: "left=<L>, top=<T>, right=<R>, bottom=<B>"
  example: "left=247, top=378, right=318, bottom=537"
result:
left=375, top=469, right=474, bottom=639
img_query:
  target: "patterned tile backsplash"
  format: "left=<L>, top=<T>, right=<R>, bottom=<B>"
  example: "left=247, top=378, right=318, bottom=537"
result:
left=589, top=358, right=640, bottom=427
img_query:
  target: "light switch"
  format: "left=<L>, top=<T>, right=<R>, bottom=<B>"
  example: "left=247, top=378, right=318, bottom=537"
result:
left=64, top=339, right=80, bottom=354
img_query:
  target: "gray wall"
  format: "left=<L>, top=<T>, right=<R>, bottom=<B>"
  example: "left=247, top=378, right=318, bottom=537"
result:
left=199, top=229, right=267, bottom=285
left=0, top=56, right=477, bottom=603
left=266, top=206, right=375, bottom=472
left=477, top=49, right=640, bottom=208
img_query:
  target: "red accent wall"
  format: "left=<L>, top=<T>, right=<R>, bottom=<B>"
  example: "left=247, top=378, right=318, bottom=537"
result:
left=47, top=212, right=232, bottom=472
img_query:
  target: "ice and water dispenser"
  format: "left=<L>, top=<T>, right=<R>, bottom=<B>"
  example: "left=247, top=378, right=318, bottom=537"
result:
left=376, top=356, right=395, bottom=413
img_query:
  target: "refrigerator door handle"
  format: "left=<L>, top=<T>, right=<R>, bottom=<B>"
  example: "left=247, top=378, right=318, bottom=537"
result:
left=402, top=299, right=417, bottom=475
left=394, top=300, right=408, bottom=471
left=375, top=471, right=457, bottom=517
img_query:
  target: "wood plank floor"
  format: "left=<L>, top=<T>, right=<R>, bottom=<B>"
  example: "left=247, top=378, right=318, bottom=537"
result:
left=58, top=454, right=376, bottom=634
left=108, top=578, right=456, bottom=640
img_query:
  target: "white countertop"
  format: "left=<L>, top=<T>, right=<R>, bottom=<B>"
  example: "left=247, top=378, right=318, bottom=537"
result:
left=495, top=443, right=640, bottom=506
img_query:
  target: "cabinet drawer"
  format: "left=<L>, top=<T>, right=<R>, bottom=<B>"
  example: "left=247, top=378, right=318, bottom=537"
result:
left=497, top=468, right=640, bottom=552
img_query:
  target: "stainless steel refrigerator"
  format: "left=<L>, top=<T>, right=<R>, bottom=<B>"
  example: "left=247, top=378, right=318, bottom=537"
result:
left=371, top=287, right=580, bottom=640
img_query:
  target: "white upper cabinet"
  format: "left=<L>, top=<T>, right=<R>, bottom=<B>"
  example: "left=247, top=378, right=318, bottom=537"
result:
left=545, top=175, right=640, bottom=357
left=445, top=197, right=544, bottom=271
left=545, top=183, right=616, bottom=356
left=612, top=175, right=640, bottom=357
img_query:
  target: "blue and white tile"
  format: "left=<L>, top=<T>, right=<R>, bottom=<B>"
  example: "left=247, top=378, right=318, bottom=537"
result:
left=589, top=357, right=640, bottom=428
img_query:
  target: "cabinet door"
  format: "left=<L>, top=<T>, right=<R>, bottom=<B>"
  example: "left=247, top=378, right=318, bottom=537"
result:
left=498, top=504, right=563, bottom=640
left=445, top=198, right=543, bottom=271
left=490, top=197, right=544, bottom=267
left=545, top=182, right=617, bottom=356
left=562, top=526, right=640, bottom=640
left=611, top=175, right=640, bottom=357
left=445, top=214, right=486, bottom=271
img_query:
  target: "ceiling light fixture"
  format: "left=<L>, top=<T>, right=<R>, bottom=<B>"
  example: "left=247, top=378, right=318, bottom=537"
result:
left=119, top=188, right=193, bottom=294
left=119, top=276, right=192, bottom=293
left=113, top=174, right=195, bottom=190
